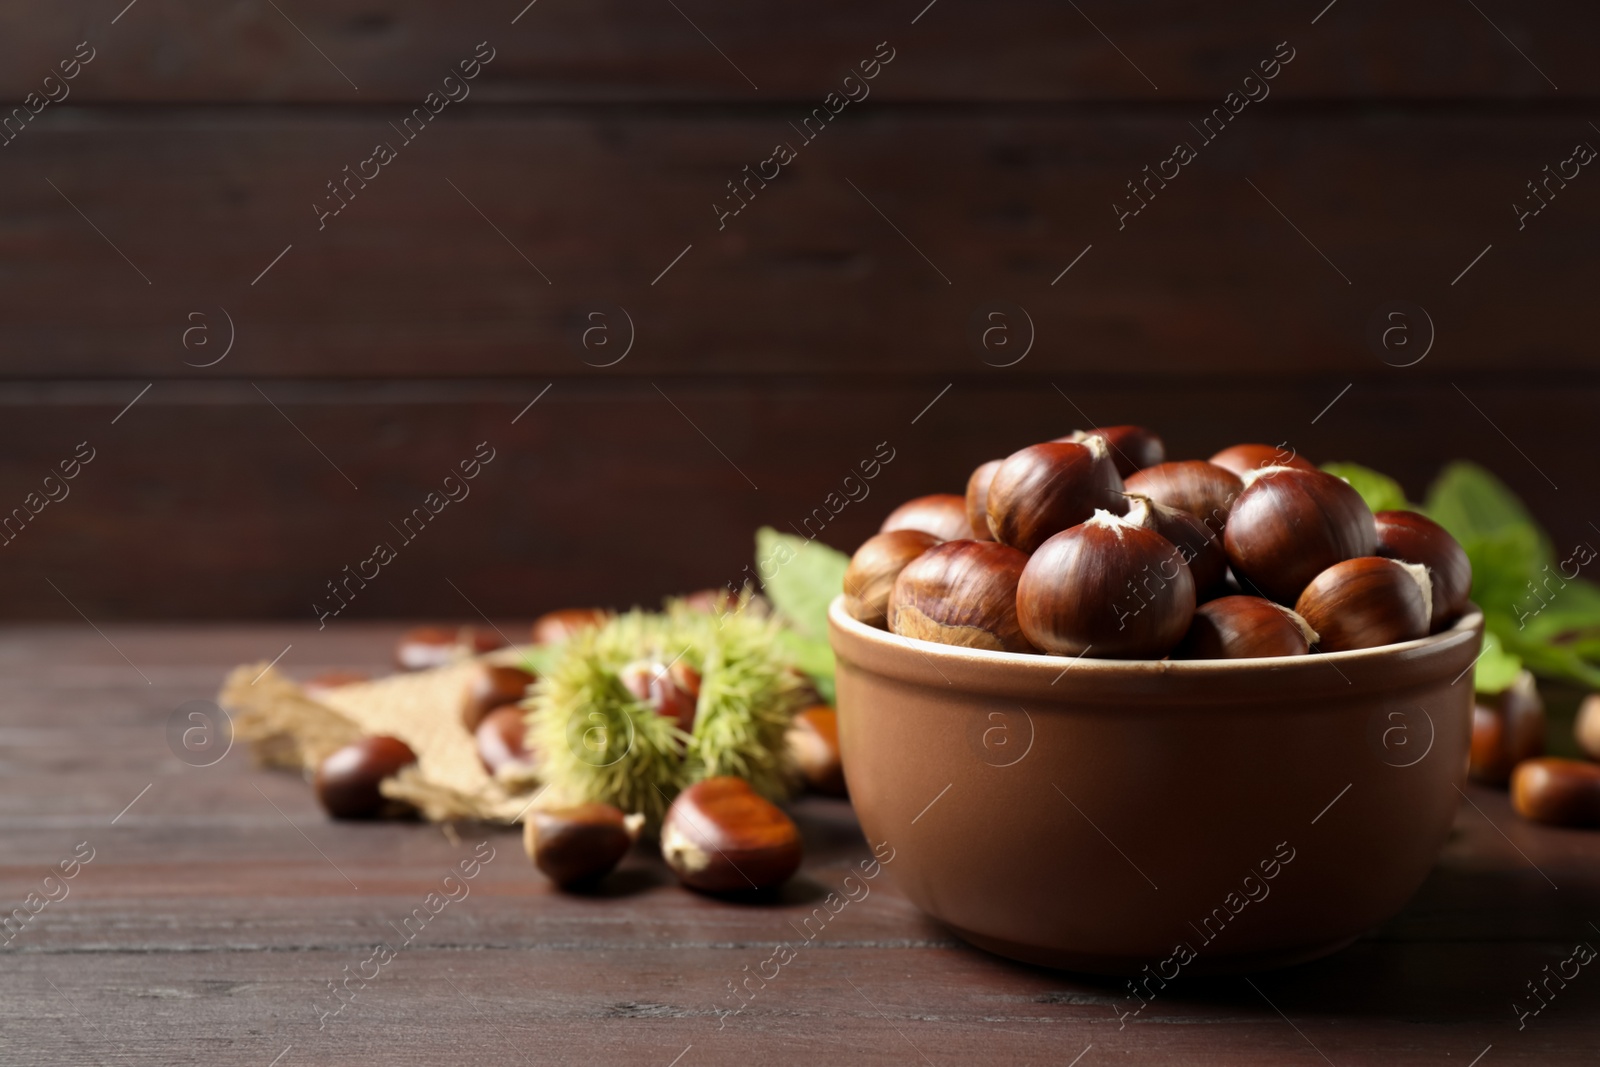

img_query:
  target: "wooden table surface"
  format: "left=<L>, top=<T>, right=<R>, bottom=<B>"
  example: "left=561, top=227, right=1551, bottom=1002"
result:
left=4, top=623, right=1598, bottom=1066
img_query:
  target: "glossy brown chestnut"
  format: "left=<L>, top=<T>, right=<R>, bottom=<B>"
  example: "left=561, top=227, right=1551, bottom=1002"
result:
left=1208, top=443, right=1316, bottom=478
left=395, top=626, right=506, bottom=671
left=1576, top=693, right=1600, bottom=762
left=1173, top=596, right=1317, bottom=659
left=843, top=529, right=941, bottom=628
left=1123, top=493, right=1226, bottom=594
left=476, top=704, right=536, bottom=775
left=1016, top=510, right=1196, bottom=659
left=788, top=705, right=846, bottom=797
left=965, top=459, right=1003, bottom=540
left=986, top=437, right=1125, bottom=553
left=1511, top=758, right=1600, bottom=827
left=660, top=776, right=803, bottom=892
left=524, top=803, right=642, bottom=887
left=1469, top=670, right=1545, bottom=786
left=1061, top=425, right=1165, bottom=477
left=1122, top=461, right=1243, bottom=539
left=619, top=659, right=702, bottom=733
left=879, top=493, right=972, bottom=542
left=314, top=736, right=418, bottom=819
left=530, top=608, right=612, bottom=646
left=303, top=670, right=370, bottom=701
left=888, top=540, right=1036, bottom=653
left=1374, top=510, right=1473, bottom=630
left=463, top=664, right=535, bottom=731
left=1294, top=557, right=1430, bottom=652
left=1224, top=467, right=1377, bottom=604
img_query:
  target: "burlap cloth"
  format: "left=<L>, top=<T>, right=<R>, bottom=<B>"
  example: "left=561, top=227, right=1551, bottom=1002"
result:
left=219, top=655, right=539, bottom=823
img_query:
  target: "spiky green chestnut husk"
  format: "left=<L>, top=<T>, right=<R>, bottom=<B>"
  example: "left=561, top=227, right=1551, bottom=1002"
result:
left=526, top=595, right=806, bottom=828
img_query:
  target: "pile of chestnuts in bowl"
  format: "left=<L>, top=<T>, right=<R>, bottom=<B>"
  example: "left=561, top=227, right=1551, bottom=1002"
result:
left=826, top=425, right=1486, bottom=974
left=843, top=427, right=1473, bottom=661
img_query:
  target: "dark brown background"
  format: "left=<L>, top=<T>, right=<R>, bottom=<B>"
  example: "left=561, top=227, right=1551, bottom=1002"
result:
left=0, top=1, right=1593, bottom=620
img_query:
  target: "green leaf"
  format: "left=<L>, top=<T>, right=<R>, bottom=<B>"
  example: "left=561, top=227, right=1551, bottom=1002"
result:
left=1519, top=578, right=1600, bottom=643
left=774, top=629, right=836, bottom=704
left=1319, top=462, right=1414, bottom=514
left=1423, top=462, right=1550, bottom=553
left=1472, top=630, right=1523, bottom=694
left=1462, top=526, right=1548, bottom=620
left=756, top=527, right=849, bottom=642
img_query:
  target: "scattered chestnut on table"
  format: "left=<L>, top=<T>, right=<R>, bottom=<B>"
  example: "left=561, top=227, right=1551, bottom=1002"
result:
left=1122, top=460, right=1243, bottom=538
left=1374, top=510, right=1472, bottom=631
left=661, top=776, right=802, bottom=893
left=1469, top=671, right=1545, bottom=786
left=880, top=493, right=973, bottom=543
left=476, top=704, right=537, bottom=775
left=1123, top=492, right=1226, bottom=595
left=888, top=540, right=1035, bottom=653
left=314, top=736, right=418, bottom=819
left=1016, top=510, right=1195, bottom=659
left=843, top=529, right=941, bottom=628
left=395, top=626, right=506, bottom=671
left=965, top=459, right=1003, bottom=540
left=1294, top=557, right=1431, bottom=652
left=1511, top=758, right=1600, bottom=828
left=1060, top=424, right=1165, bottom=477
left=620, top=658, right=702, bottom=734
left=463, top=664, right=536, bottom=731
left=524, top=803, right=643, bottom=888
left=1223, top=466, right=1376, bottom=604
left=1576, top=693, right=1600, bottom=762
left=788, top=705, right=846, bottom=797
left=1208, top=443, right=1315, bottom=478
left=986, top=437, right=1124, bottom=554
left=531, top=608, right=612, bottom=646
left=1173, top=596, right=1316, bottom=659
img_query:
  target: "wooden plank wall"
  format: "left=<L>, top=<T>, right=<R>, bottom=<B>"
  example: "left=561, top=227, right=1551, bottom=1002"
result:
left=0, top=1, right=1593, bottom=619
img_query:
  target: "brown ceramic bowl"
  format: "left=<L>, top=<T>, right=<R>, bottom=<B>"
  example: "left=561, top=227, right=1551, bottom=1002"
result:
left=829, top=597, right=1483, bottom=975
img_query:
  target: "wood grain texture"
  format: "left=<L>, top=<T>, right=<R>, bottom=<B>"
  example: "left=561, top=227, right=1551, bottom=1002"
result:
left=0, top=112, right=1594, bottom=378
left=0, top=378, right=1585, bottom=620
left=0, top=0, right=1592, bottom=102
left=1, top=624, right=1598, bottom=1065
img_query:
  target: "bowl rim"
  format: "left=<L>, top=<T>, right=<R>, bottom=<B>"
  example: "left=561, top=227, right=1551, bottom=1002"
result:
left=828, top=595, right=1485, bottom=703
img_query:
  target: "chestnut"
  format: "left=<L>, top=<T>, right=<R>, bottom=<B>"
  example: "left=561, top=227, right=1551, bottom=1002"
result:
left=463, top=664, right=535, bottom=731
left=1374, top=510, right=1472, bottom=630
left=660, top=776, right=802, bottom=892
left=1173, top=596, right=1317, bottom=659
left=396, top=625, right=505, bottom=671
left=1016, top=510, right=1195, bottom=659
left=1469, top=671, right=1545, bottom=786
left=843, top=529, right=941, bottom=628
left=1061, top=424, right=1165, bottom=477
left=1576, top=693, right=1600, bottom=762
left=303, top=670, right=369, bottom=701
left=1293, top=557, right=1431, bottom=652
left=880, top=493, right=971, bottom=542
left=1208, top=443, right=1316, bottom=478
left=619, top=658, right=701, bottom=733
left=524, top=803, right=642, bottom=888
left=1123, top=493, right=1226, bottom=595
left=888, top=540, right=1035, bottom=653
left=788, top=705, right=846, bottom=797
left=314, top=736, right=418, bottom=819
left=986, top=437, right=1124, bottom=553
left=477, top=704, right=537, bottom=775
left=1223, top=467, right=1376, bottom=604
left=1123, top=461, right=1243, bottom=539
left=965, top=459, right=1003, bottom=540
left=531, top=608, right=611, bottom=646
left=1511, top=758, right=1600, bottom=828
